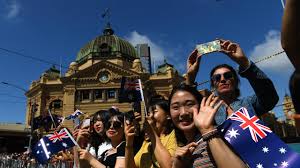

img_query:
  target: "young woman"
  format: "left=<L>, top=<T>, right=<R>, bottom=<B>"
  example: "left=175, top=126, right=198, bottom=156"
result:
left=124, top=97, right=177, bottom=168
left=78, top=110, right=126, bottom=168
left=89, top=110, right=112, bottom=158
left=169, top=84, right=246, bottom=168
left=75, top=109, right=112, bottom=159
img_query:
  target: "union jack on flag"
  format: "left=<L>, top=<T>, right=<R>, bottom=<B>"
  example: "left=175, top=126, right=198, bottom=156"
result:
left=218, top=107, right=300, bottom=168
left=32, top=128, right=78, bottom=164
left=119, top=77, right=142, bottom=103
left=124, top=78, right=140, bottom=91
left=229, top=107, right=272, bottom=142
left=47, top=129, right=68, bottom=143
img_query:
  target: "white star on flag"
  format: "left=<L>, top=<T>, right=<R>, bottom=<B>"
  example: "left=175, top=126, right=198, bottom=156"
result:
left=279, top=147, right=287, bottom=154
left=62, top=142, right=68, bottom=147
left=225, top=136, right=231, bottom=142
left=227, top=128, right=240, bottom=138
left=262, top=146, right=269, bottom=153
left=256, top=163, right=263, bottom=168
left=274, top=163, right=278, bottom=166
left=37, top=151, right=40, bottom=154
left=281, top=161, right=288, bottom=167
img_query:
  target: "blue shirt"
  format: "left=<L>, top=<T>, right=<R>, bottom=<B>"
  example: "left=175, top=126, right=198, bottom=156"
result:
left=214, top=62, right=279, bottom=126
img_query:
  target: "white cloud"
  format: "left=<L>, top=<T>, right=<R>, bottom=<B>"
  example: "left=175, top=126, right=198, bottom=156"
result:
left=3, top=0, right=21, bottom=19
left=125, top=31, right=167, bottom=71
left=249, top=30, right=294, bottom=73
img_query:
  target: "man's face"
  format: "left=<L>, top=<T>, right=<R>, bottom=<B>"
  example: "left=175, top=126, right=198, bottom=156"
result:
left=212, top=67, right=236, bottom=96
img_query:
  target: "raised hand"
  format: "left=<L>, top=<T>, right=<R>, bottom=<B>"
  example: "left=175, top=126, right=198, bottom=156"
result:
left=78, top=149, right=93, bottom=162
left=186, top=49, right=202, bottom=85
left=124, top=117, right=135, bottom=147
left=193, top=94, right=223, bottom=134
left=219, top=39, right=250, bottom=69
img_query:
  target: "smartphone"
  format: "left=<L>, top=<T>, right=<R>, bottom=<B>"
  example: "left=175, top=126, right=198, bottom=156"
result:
left=124, top=110, right=135, bottom=125
left=196, top=40, right=221, bottom=55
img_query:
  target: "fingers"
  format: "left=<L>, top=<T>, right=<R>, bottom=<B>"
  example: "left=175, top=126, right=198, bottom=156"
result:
left=187, top=50, right=197, bottom=66
left=209, top=96, right=219, bottom=107
left=214, top=100, right=223, bottom=111
left=205, top=93, right=214, bottom=107
left=201, top=96, right=206, bottom=108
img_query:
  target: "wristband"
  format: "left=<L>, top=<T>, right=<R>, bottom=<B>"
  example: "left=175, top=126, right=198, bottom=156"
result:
left=202, top=129, right=219, bottom=141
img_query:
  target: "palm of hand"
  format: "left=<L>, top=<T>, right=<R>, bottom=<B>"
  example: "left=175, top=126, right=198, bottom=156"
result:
left=194, top=106, right=216, bottom=131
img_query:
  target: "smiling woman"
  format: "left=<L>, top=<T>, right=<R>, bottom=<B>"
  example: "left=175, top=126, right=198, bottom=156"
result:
left=78, top=109, right=126, bottom=168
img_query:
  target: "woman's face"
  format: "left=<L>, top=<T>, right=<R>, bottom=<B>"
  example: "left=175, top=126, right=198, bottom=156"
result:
left=150, top=105, right=169, bottom=131
left=93, top=119, right=104, bottom=134
left=170, top=90, right=199, bottom=132
left=106, top=116, right=124, bottom=141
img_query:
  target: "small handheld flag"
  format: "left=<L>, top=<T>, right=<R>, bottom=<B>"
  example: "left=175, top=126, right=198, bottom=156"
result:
left=119, top=77, right=142, bottom=103
left=65, top=109, right=83, bottom=120
left=218, top=107, right=300, bottom=168
left=32, top=128, right=78, bottom=164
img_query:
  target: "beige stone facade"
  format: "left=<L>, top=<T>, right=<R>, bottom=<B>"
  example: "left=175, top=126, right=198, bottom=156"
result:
left=24, top=26, right=183, bottom=130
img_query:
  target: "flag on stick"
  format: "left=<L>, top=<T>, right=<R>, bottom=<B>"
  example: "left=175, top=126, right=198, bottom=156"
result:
left=65, top=109, right=83, bottom=120
left=119, top=77, right=142, bottom=103
left=32, top=128, right=78, bottom=164
left=218, top=107, right=300, bottom=168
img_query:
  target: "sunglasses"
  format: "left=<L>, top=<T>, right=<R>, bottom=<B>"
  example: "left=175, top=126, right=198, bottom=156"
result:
left=106, top=121, right=123, bottom=129
left=211, top=71, right=234, bottom=82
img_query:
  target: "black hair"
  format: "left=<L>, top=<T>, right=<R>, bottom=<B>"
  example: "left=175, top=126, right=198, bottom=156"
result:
left=290, top=70, right=300, bottom=113
left=149, top=95, right=173, bottom=134
left=168, top=83, right=203, bottom=145
left=90, top=110, right=111, bottom=155
left=210, top=64, right=240, bottom=98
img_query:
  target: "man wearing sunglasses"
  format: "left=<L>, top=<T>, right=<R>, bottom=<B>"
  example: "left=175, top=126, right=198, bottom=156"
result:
left=186, top=39, right=279, bottom=125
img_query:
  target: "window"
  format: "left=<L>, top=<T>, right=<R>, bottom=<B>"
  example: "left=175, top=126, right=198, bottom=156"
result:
left=94, top=89, right=103, bottom=100
left=82, top=90, right=90, bottom=100
left=107, top=89, right=116, bottom=99
left=49, top=99, right=63, bottom=109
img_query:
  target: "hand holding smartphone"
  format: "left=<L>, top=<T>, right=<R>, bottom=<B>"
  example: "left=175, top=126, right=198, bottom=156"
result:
left=196, top=40, right=221, bottom=55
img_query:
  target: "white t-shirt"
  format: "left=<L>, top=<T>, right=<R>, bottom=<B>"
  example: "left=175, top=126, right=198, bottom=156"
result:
left=88, top=142, right=112, bottom=159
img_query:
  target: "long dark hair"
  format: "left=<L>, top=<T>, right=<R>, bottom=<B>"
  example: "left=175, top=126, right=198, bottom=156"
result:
left=168, top=83, right=203, bottom=145
left=149, top=95, right=173, bottom=134
left=90, top=110, right=111, bottom=154
left=210, top=64, right=240, bottom=98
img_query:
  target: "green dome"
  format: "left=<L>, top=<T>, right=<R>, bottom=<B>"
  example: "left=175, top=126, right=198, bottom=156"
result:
left=76, top=26, right=138, bottom=62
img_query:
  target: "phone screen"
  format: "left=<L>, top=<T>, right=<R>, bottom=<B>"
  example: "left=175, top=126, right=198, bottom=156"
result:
left=196, top=40, right=221, bottom=55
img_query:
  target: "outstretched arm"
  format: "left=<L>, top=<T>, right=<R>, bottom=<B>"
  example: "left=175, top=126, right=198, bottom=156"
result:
left=185, top=49, right=202, bottom=85
left=281, top=0, right=300, bottom=69
left=194, top=94, right=246, bottom=168
left=220, top=39, right=279, bottom=114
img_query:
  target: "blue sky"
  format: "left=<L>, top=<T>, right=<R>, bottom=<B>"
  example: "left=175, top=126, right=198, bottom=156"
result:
left=0, top=0, right=294, bottom=123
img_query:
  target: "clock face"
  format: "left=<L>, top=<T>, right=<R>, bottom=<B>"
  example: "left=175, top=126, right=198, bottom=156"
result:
left=99, top=71, right=110, bottom=83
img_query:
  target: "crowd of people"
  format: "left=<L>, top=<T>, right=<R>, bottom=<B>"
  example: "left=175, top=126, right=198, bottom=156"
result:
left=71, top=38, right=280, bottom=168
left=1, top=0, right=299, bottom=167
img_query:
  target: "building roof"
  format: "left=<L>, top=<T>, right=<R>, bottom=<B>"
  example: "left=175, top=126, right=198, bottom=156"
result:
left=76, top=23, right=138, bottom=63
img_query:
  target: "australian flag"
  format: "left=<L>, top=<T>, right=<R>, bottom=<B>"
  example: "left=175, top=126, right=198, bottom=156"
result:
left=65, top=109, right=83, bottom=120
left=32, top=128, right=78, bottom=164
left=119, top=77, right=142, bottom=103
left=218, top=107, right=300, bottom=168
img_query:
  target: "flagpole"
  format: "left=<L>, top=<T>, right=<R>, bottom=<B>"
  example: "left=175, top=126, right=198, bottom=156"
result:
left=48, top=109, right=57, bottom=128
left=137, top=79, right=148, bottom=116
left=281, top=0, right=285, bottom=9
